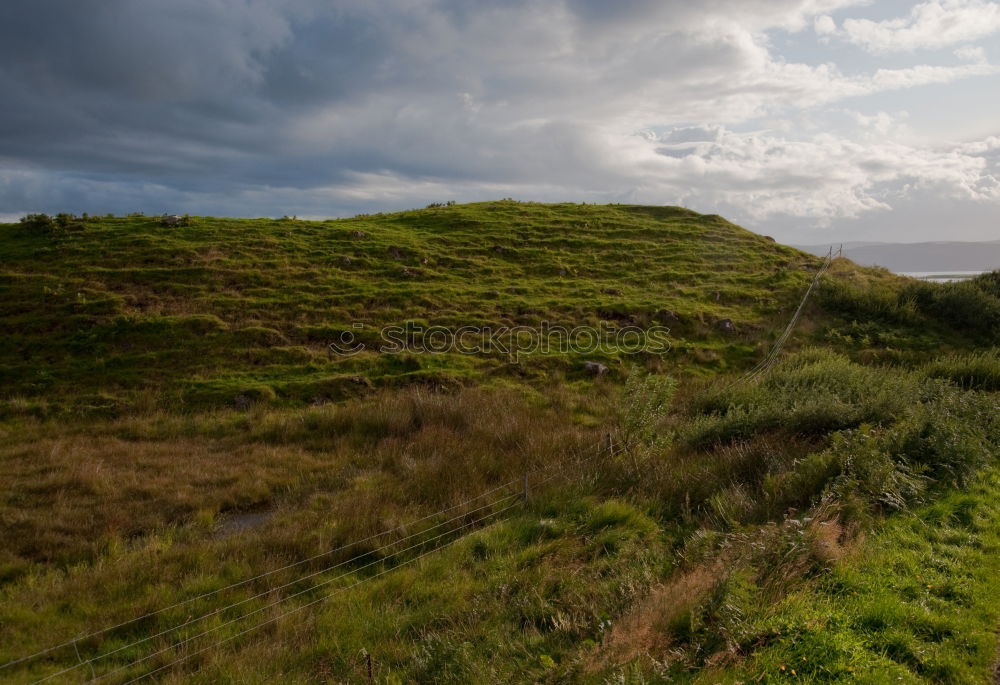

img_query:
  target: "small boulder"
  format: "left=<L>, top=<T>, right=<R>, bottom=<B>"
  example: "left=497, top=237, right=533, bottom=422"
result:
left=351, top=230, right=367, bottom=239
left=161, top=214, right=184, bottom=227
left=583, top=361, right=609, bottom=376
left=602, top=287, right=623, bottom=296
left=715, top=318, right=737, bottom=335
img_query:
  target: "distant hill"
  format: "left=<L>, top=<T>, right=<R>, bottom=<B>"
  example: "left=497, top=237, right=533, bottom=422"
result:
left=794, top=240, right=1000, bottom=273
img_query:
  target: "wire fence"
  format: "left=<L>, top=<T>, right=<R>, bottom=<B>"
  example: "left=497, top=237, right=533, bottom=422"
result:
left=729, top=246, right=836, bottom=388
left=6, top=436, right=622, bottom=685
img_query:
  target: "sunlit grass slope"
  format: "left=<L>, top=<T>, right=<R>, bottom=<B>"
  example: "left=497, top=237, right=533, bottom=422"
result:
left=0, top=202, right=819, bottom=415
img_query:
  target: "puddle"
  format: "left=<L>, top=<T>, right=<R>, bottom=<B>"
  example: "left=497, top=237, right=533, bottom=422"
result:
left=214, top=511, right=271, bottom=539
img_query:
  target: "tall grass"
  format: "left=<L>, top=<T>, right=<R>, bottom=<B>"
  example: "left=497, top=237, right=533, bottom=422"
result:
left=2, top=351, right=1000, bottom=682
left=818, top=268, right=1000, bottom=343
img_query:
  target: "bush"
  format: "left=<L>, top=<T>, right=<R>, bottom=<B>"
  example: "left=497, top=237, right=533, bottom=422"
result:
left=924, top=349, right=1000, bottom=391
left=616, top=369, right=676, bottom=450
left=903, top=279, right=1000, bottom=340
left=19, top=213, right=54, bottom=232
left=816, top=279, right=916, bottom=326
left=682, top=350, right=921, bottom=448
left=817, top=270, right=1000, bottom=341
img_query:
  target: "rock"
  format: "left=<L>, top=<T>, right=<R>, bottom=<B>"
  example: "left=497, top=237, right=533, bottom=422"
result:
left=351, top=230, right=366, bottom=239
left=340, top=256, right=352, bottom=266
left=583, top=361, right=609, bottom=376
left=387, top=246, right=403, bottom=259
left=715, top=318, right=737, bottom=335
left=602, top=287, right=623, bottom=296
left=763, top=235, right=776, bottom=242
left=656, top=309, right=680, bottom=323
left=558, top=268, right=567, bottom=276
left=161, top=214, right=184, bottom=226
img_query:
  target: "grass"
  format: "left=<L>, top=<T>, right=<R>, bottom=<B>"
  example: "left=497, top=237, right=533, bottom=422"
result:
left=3, top=350, right=1000, bottom=683
left=696, top=468, right=1000, bottom=684
left=3, top=202, right=1000, bottom=683
left=0, top=202, right=822, bottom=415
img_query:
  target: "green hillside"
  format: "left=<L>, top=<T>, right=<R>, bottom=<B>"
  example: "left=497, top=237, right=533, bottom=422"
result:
left=3, top=202, right=1000, bottom=684
left=1, top=202, right=820, bottom=415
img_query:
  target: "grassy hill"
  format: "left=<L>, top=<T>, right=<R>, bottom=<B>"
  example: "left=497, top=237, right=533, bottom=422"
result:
left=3, top=202, right=1000, bottom=684
left=0, top=202, right=820, bottom=415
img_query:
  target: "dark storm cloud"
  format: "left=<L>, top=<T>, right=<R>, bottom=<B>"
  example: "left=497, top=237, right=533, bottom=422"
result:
left=0, top=0, right=997, bottom=237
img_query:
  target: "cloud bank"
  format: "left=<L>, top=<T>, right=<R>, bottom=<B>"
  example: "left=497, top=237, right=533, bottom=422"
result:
left=0, top=0, right=998, bottom=240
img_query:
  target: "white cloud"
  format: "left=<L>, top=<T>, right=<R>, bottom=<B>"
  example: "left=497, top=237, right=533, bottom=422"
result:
left=814, top=14, right=838, bottom=35
left=838, top=0, right=1000, bottom=53
left=955, top=44, right=988, bottom=62
left=645, top=127, right=1000, bottom=223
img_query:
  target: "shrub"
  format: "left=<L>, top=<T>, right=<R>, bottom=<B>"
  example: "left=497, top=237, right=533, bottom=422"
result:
left=682, top=350, right=920, bottom=448
left=816, top=279, right=915, bottom=326
left=924, top=349, right=1000, bottom=391
left=903, top=279, right=1000, bottom=340
left=616, top=369, right=676, bottom=451
left=18, top=213, right=54, bottom=232
left=817, top=270, right=1000, bottom=341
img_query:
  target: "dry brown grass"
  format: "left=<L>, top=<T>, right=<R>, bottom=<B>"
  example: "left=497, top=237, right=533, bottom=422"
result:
left=0, top=432, right=335, bottom=565
left=0, top=386, right=602, bottom=572
left=589, top=504, right=860, bottom=675
left=593, top=558, right=727, bottom=670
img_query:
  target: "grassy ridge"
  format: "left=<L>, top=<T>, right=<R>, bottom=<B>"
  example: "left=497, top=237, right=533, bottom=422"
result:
left=0, top=202, right=816, bottom=415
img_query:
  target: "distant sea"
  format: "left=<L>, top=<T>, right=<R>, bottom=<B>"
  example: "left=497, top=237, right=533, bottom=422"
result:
left=898, top=270, right=987, bottom=283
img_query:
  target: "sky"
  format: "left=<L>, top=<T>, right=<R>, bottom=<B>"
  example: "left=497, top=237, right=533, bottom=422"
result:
left=1, top=0, right=999, bottom=244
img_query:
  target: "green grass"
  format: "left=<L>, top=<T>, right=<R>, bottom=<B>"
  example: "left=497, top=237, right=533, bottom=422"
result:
left=3, top=203, right=1000, bottom=683
left=697, top=467, right=1000, bottom=684
left=2, top=350, right=999, bottom=683
left=0, top=202, right=821, bottom=415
